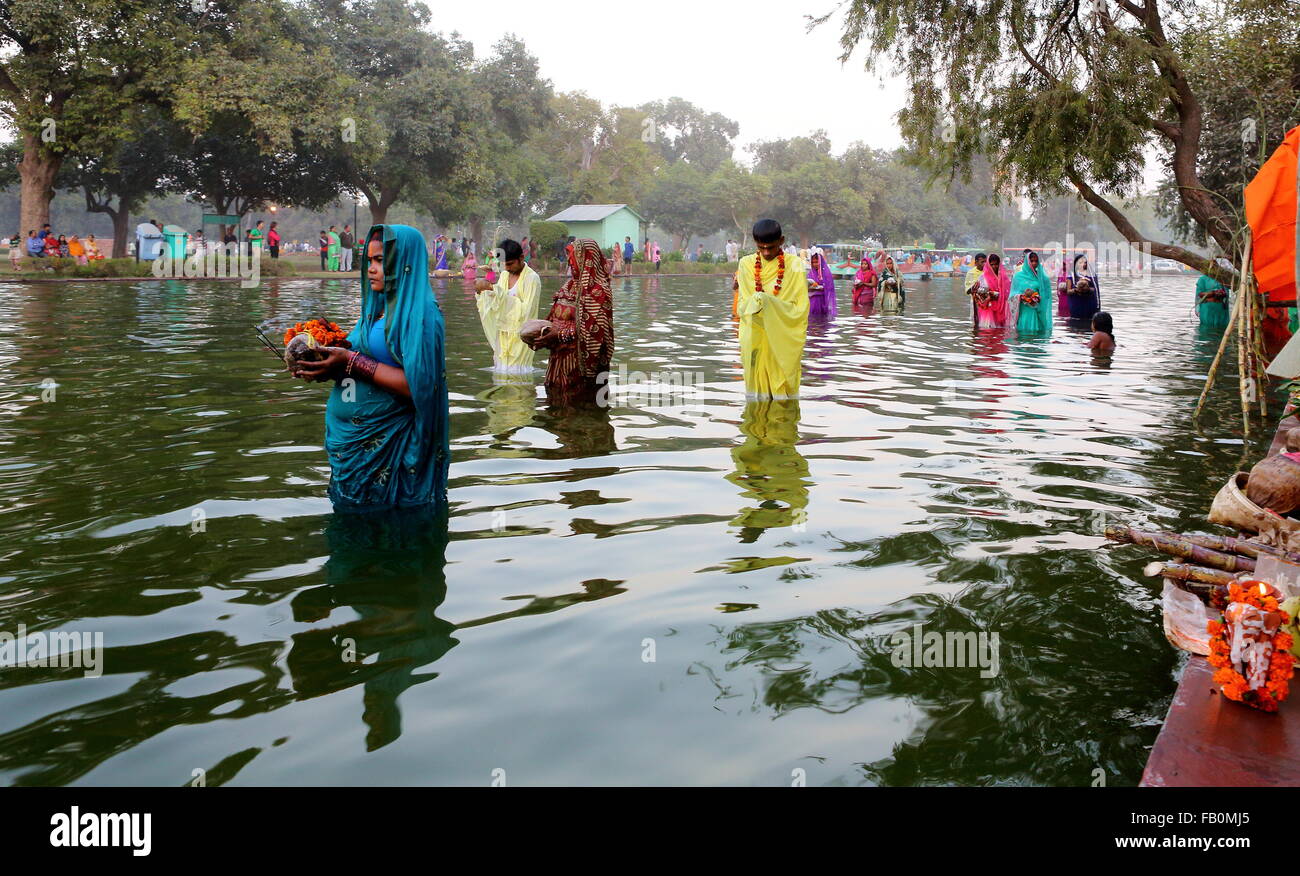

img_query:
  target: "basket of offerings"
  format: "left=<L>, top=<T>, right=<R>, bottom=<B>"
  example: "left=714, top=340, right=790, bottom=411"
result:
left=281, top=318, right=350, bottom=370
left=1021, top=290, right=1040, bottom=308
left=1069, top=277, right=1095, bottom=296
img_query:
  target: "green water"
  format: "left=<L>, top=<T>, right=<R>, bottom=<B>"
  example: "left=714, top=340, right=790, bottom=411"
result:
left=0, top=273, right=1269, bottom=786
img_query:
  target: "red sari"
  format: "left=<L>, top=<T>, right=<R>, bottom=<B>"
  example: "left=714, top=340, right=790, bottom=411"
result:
left=544, top=238, right=614, bottom=400
left=852, top=257, right=877, bottom=306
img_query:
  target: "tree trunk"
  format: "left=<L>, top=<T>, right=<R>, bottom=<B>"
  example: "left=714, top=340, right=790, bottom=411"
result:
left=18, top=132, right=60, bottom=235
left=111, top=209, right=130, bottom=259
left=469, top=217, right=483, bottom=256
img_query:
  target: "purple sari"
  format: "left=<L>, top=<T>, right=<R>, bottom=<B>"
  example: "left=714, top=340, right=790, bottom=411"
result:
left=807, top=251, right=837, bottom=318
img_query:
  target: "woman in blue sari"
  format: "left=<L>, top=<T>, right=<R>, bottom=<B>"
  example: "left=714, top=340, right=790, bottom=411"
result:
left=1011, top=249, right=1053, bottom=334
left=1195, top=274, right=1230, bottom=327
left=293, top=224, right=449, bottom=509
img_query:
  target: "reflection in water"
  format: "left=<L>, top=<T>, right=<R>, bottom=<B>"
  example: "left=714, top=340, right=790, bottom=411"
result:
left=726, top=400, right=810, bottom=544
left=477, top=378, right=537, bottom=441
left=533, top=398, right=617, bottom=459
left=289, top=506, right=453, bottom=752
left=0, top=272, right=1280, bottom=786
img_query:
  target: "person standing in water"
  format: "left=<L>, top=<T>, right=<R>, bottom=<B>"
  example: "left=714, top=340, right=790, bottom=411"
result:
left=734, top=219, right=809, bottom=400
left=475, top=238, right=540, bottom=377
left=964, top=252, right=987, bottom=326
left=974, top=253, right=1011, bottom=327
left=1011, top=249, right=1053, bottom=334
left=524, top=238, right=614, bottom=404
left=292, top=224, right=449, bottom=509
left=1195, top=273, right=1230, bottom=327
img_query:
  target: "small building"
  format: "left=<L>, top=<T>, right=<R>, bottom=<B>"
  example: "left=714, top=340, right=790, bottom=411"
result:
left=545, top=204, right=647, bottom=251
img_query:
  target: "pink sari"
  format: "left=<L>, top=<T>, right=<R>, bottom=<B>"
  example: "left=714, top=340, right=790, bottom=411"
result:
left=975, top=263, right=1011, bottom=327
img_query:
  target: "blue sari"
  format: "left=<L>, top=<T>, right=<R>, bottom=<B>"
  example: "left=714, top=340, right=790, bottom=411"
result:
left=434, top=241, right=448, bottom=271
left=324, top=224, right=449, bottom=509
left=1012, top=259, right=1053, bottom=334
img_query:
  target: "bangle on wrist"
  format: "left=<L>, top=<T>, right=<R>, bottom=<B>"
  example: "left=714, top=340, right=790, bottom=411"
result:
left=352, top=353, right=379, bottom=383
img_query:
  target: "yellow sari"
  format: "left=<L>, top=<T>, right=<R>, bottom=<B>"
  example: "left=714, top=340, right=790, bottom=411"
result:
left=736, top=252, right=809, bottom=399
left=477, top=264, right=541, bottom=374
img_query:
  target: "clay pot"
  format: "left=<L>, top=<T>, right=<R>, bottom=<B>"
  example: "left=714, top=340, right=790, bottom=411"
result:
left=1246, top=454, right=1300, bottom=515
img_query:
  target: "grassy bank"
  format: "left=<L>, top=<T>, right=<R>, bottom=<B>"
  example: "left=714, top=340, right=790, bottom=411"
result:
left=0, top=255, right=298, bottom=281
left=0, top=250, right=739, bottom=281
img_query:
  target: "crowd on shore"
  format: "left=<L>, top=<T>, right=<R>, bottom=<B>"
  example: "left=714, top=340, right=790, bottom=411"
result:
left=8, top=224, right=105, bottom=268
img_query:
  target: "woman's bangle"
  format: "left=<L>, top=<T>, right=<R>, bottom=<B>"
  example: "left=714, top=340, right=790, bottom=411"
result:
left=351, top=353, right=379, bottom=383
left=345, top=350, right=358, bottom=376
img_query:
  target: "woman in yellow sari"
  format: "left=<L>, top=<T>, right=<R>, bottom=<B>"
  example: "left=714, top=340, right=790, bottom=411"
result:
left=474, top=238, right=540, bottom=376
left=734, top=219, right=809, bottom=399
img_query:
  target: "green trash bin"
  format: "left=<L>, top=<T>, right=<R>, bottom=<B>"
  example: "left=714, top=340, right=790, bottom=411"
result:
left=162, top=227, right=189, bottom=261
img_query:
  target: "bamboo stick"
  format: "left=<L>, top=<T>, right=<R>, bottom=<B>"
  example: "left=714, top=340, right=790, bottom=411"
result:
left=1106, top=524, right=1256, bottom=572
left=1194, top=272, right=1245, bottom=423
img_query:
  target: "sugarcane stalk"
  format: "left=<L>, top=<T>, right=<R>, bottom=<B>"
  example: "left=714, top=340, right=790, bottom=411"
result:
left=1106, top=524, right=1256, bottom=572
left=1194, top=271, right=1244, bottom=423
left=1144, top=562, right=1232, bottom=604
left=1144, top=560, right=1237, bottom=588
left=1239, top=242, right=1251, bottom=437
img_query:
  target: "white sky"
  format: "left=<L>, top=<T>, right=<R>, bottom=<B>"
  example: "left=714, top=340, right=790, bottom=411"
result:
left=437, top=0, right=908, bottom=159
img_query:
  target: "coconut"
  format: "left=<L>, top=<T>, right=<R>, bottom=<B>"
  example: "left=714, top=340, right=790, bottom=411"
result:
left=519, top=319, right=553, bottom=347
left=284, top=332, right=325, bottom=371
left=1245, top=453, right=1300, bottom=515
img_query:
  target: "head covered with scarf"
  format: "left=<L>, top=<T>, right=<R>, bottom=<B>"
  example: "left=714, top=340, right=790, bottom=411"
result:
left=324, top=224, right=448, bottom=509
left=562, top=238, right=614, bottom=378
left=855, top=255, right=876, bottom=285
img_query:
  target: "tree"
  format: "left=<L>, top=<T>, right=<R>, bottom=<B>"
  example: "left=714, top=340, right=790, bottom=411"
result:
left=166, top=114, right=347, bottom=238
left=639, top=97, right=739, bottom=173
left=0, top=0, right=187, bottom=233
left=641, top=161, right=720, bottom=250
left=427, top=36, right=553, bottom=252
left=819, top=0, right=1276, bottom=280
left=306, top=0, right=482, bottom=225
left=59, top=106, right=176, bottom=257
left=1155, top=0, right=1300, bottom=249
left=750, top=133, right=868, bottom=246
left=707, top=161, right=771, bottom=247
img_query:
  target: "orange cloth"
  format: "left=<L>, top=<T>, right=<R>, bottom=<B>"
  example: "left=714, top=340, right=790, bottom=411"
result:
left=1244, top=125, right=1299, bottom=305
left=68, top=239, right=85, bottom=257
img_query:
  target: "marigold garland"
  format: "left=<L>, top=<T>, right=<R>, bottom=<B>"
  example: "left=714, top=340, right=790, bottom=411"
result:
left=1206, top=580, right=1297, bottom=713
left=755, top=251, right=785, bottom=295
left=283, top=318, right=348, bottom=347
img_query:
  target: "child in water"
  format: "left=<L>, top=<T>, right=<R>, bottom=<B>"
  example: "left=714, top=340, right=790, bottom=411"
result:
left=1088, top=311, right=1115, bottom=356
